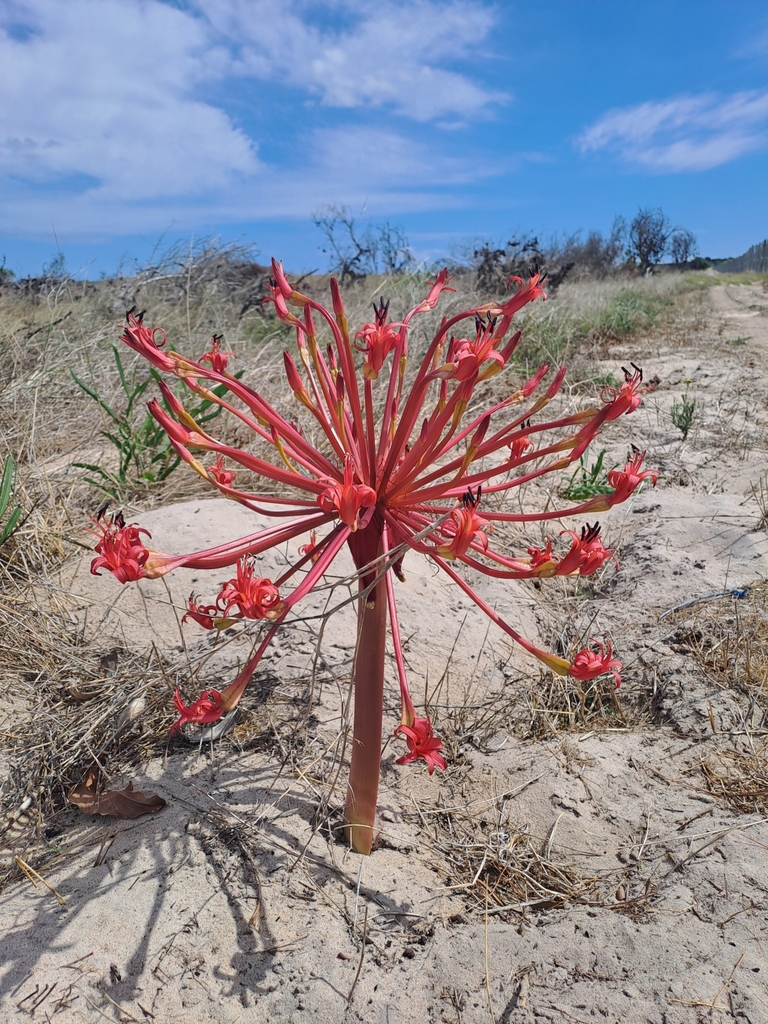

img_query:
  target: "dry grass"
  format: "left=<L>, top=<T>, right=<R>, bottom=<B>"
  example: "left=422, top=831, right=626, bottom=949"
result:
left=404, top=769, right=657, bottom=922
left=666, top=583, right=768, bottom=812
left=416, top=802, right=604, bottom=917
left=700, top=744, right=768, bottom=814
left=670, top=583, right=768, bottom=707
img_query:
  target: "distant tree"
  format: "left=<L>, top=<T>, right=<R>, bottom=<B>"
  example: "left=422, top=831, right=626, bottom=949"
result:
left=467, top=217, right=629, bottom=295
left=669, top=228, right=698, bottom=268
left=0, top=257, right=14, bottom=284
left=627, top=208, right=670, bottom=273
left=43, top=252, right=68, bottom=281
left=376, top=222, right=414, bottom=275
left=312, top=205, right=413, bottom=282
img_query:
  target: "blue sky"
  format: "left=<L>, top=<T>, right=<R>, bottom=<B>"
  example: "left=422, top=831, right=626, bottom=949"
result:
left=1, top=0, right=767, bottom=279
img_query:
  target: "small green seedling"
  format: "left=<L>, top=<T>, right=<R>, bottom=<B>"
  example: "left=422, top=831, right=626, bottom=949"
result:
left=72, top=346, right=242, bottom=499
left=671, top=384, right=696, bottom=440
left=590, top=370, right=619, bottom=389
left=561, top=449, right=616, bottom=501
left=0, top=455, right=22, bottom=547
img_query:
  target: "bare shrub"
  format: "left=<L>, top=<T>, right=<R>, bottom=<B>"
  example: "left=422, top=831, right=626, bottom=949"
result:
left=462, top=219, right=628, bottom=296
left=0, top=257, right=14, bottom=285
left=312, top=204, right=414, bottom=282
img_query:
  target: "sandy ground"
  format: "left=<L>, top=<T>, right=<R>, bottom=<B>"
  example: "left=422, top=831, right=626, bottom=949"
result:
left=3, top=281, right=768, bottom=1023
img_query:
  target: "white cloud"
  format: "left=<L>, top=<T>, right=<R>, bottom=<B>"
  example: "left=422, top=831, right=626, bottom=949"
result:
left=0, top=0, right=259, bottom=200
left=196, top=0, right=505, bottom=121
left=0, top=0, right=504, bottom=236
left=0, top=122, right=500, bottom=235
left=578, top=91, right=768, bottom=172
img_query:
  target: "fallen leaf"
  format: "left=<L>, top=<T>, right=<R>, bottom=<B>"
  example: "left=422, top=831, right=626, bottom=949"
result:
left=68, top=767, right=167, bottom=818
left=66, top=682, right=103, bottom=701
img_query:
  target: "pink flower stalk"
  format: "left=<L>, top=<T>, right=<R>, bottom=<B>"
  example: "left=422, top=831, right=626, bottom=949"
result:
left=89, top=262, right=657, bottom=855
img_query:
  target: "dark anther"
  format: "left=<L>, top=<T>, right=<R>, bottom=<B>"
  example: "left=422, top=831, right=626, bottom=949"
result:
left=126, top=305, right=136, bottom=317
left=474, top=312, right=497, bottom=335
left=114, top=511, right=126, bottom=529
left=630, top=443, right=642, bottom=456
left=212, top=333, right=223, bottom=343
left=96, top=500, right=110, bottom=521
left=461, top=485, right=482, bottom=509
left=621, top=362, right=643, bottom=382
left=581, top=522, right=601, bottom=543
left=373, top=298, right=390, bottom=325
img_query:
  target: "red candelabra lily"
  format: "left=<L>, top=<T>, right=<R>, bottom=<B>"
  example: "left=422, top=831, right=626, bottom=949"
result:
left=89, top=264, right=657, bottom=854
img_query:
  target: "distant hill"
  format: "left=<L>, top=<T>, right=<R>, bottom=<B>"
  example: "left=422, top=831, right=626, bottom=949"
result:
left=715, top=240, right=768, bottom=274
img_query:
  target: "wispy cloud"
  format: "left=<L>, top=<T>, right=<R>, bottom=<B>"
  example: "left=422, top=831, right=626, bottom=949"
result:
left=197, top=0, right=506, bottom=122
left=0, top=0, right=259, bottom=205
left=578, top=91, right=768, bottom=172
left=0, top=122, right=500, bottom=236
left=0, top=0, right=504, bottom=236
left=733, top=21, right=768, bottom=58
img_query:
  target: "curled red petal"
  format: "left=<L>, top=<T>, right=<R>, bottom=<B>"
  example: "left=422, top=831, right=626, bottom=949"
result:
left=394, top=717, right=448, bottom=774
left=170, top=688, right=224, bottom=734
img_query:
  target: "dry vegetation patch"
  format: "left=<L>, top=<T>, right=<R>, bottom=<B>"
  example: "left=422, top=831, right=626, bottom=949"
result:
left=3, top=260, right=768, bottom=1022
left=0, top=263, right=757, bottom=864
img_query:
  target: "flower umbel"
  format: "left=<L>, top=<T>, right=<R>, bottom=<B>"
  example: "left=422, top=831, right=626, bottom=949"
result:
left=355, top=298, right=403, bottom=381
left=570, top=640, right=623, bottom=687
left=395, top=718, right=448, bottom=774
left=171, top=688, right=225, bottom=734
left=607, top=447, right=659, bottom=503
left=90, top=509, right=150, bottom=583
left=91, top=261, right=657, bottom=854
left=603, top=363, right=653, bottom=420
left=217, top=559, right=282, bottom=621
left=558, top=522, right=618, bottom=576
left=200, top=336, right=235, bottom=374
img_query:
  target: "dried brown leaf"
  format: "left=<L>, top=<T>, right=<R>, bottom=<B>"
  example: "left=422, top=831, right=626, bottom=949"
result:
left=68, top=767, right=167, bottom=818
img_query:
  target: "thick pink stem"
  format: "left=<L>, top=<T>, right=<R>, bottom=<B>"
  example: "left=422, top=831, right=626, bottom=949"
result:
left=344, top=530, right=387, bottom=855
